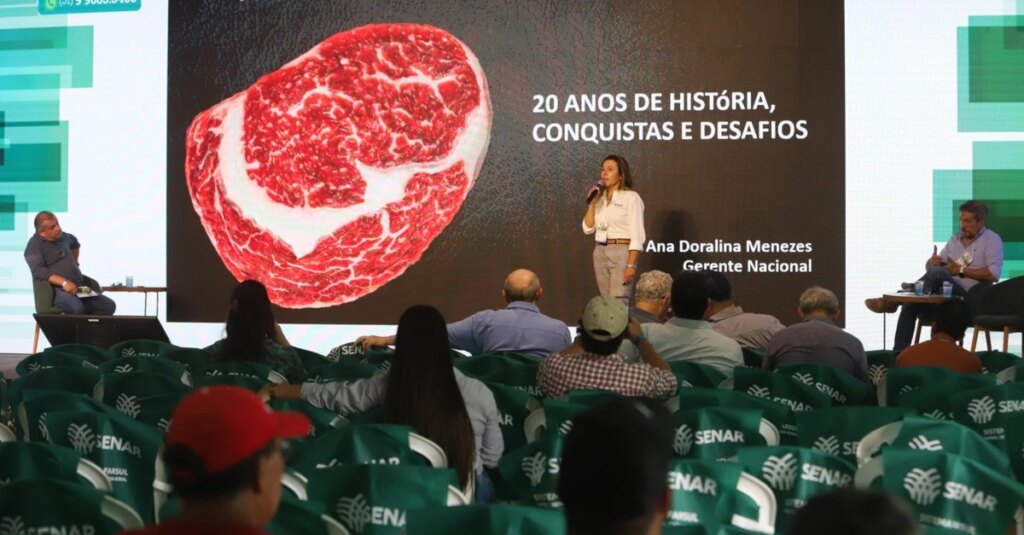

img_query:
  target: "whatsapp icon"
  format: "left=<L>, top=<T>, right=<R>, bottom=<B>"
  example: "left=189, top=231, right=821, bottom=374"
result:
left=43, top=0, right=58, bottom=11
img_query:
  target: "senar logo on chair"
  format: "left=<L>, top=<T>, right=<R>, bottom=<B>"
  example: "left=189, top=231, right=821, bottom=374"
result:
left=908, top=435, right=943, bottom=451
left=761, top=453, right=798, bottom=491
left=967, top=396, right=996, bottom=424
left=336, top=492, right=406, bottom=533
left=114, top=394, right=141, bottom=419
left=336, top=493, right=372, bottom=533
left=66, top=423, right=142, bottom=458
left=673, top=424, right=694, bottom=456
left=903, top=468, right=942, bottom=506
left=521, top=452, right=550, bottom=486
left=0, top=515, right=95, bottom=535
left=666, top=471, right=717, bottom=495
left=812, top=435, right=840, bottom=455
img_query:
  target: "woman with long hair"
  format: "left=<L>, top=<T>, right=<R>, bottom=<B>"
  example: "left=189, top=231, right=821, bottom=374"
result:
left=260, top=304, right=503, bottom=496
left=582, top=155, right=646, bottom=302
left=205, top=280, right=305, bottom=382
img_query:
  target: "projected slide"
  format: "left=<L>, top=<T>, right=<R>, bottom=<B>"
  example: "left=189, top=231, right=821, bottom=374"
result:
left=167, top=0, right=845, bottom=325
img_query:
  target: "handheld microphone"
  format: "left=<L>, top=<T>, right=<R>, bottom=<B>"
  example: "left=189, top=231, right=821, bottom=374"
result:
left=585, top=182, right=604, bottom=205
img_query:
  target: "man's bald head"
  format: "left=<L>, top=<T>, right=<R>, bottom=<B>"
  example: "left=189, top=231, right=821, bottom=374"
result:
left=503, top=269, right=542, bottom=303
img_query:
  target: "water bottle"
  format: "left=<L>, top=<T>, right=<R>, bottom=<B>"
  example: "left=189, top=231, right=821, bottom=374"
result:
left=942, top=281, right=953, bottom=298
left=914, top=280, right=924, bottom=296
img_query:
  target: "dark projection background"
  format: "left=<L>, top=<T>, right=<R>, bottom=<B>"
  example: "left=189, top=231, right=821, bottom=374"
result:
left=168, top=0, right=845, bottom=325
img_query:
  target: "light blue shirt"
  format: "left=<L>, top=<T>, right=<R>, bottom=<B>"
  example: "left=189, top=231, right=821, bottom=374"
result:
left=939, top=227, right=1003, bottom=291
left=621, top=317, right=743, bottom=377
left=446, top=302, right=572, bottom=358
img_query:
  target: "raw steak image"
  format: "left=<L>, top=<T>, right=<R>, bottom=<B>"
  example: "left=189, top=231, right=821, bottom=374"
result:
left=185, top=24, right=491, bottom=308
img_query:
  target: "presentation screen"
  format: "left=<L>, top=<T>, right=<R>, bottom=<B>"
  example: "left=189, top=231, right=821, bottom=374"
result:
left=166, top=0, right=844, bottom=326
left=0, top=0, right=1020, bottom=353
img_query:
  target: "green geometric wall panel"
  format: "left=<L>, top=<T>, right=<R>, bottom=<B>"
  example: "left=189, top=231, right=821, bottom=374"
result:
left=958, top=16, right=1024, bottom=132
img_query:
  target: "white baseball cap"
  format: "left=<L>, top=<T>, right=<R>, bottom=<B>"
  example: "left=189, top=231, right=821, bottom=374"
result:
left=582, top=296, right=629, bottom=341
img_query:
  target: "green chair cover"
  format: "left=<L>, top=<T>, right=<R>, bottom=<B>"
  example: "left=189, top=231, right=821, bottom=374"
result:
left=949, top=382, right=1024, bottom=448
left=454, top=355, right=535, bottom=378
left=540, top=398, right=590, bottom=439
left=0, top=478, right=141, bottom=534
left=8, top=367, right=101, bottom=417
left=485, top=381, right=540, bottom=452
left=306, top=464, right=459, bottom=535
left=132, top=392, right=187, bottom=432
left=95, top=372, right=191, bottom=418
left=672, top=408, right=768, bottom=460
left=977, top=350, right=1019, bottom=375
left=793, top=406, right=910, bottom=465
left=883, top=366, right=993, bottom=407
left=480, top=365, right=541, bottom=398
left=867, top=450, right=1024, bottom=535
left=673, top=389, right=792, bottom=441
left=0, top=442, right=84, bottom=487
left=865, top=350, right=898, bottom=388
left=195, top=360, right=278, bottom=383
left=294, top=346, right=332, bottom=371
left=304, top=361, right=378, bottom=384
left=495, top=432, right=564, bottom=507
left=775, top=363, right=871, bottom=406
left=108, top=339, right=177, bottom=359
left=406, top=504, right=565, bottom=535
left=670, top=361, right=727, bottom=389
left=729, top=367, right=830, bottom=412
left=97, top=357, right=190, bottom=385
left=45, top=343, right=112, bottom=363
left=288, top=424, right=425, bottom=474
left=17, top=390, right=115, bottom=442
left=735, top=446, right=855, bottom=532
left=157, top=347, right=213, bottom=372
left=663, top=459, right=750, bottom=532
left=43, top=409, right=164, bottom=523
left=878, top=415, right=1010, bottom=472
left=561, top=389, right=624, bottom=407
left=15, top=351, right=97, bottom=377
left=268, top=399, right=345, bottom=444
left=741, top=348, right=764, bottom=369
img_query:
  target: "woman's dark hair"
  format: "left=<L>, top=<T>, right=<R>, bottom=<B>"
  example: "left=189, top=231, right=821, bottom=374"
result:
left=383, top=305, right=476, bottom=487
left=604, top=155, right=634, bottom=190
left=219, top=280, right=275, bottom=363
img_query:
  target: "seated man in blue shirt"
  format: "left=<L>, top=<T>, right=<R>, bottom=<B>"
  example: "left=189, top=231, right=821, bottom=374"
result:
left=865, top=200, right=1002, bottom=351
left=355, top=269, right=572, bottom=358
left=24, top=211, right=116, bottom=316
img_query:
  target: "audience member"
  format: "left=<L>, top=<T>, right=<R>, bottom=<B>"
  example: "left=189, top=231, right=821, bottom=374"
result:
left=263, top=305, right=503, bottom=500
left=787, top=489, right=919, bottom=535
left=559, top=398, right=674, bottom=535
left=622, top=271, right=743, bottom=376
left=630, top=270, right=672, bottom=324
left=355, top=269, right=571, bottom=358
left=703, top=269, right=785, bottom=350
left=120, top=386, right=312, bottom=534
left=24, top=211, right=116, bottom=316
left=866, top=200, right=1002, bottom=352
left=205, top=280, right=305, bottom=382
left=538, top=296, right=676, bottom=399
left=896, top=299, right=981, bottom=373
left=763, top=286, right=870, bottom=382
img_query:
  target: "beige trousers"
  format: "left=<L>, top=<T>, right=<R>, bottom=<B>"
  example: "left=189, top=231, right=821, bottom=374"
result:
left=592, top=244, right=633, bottom=303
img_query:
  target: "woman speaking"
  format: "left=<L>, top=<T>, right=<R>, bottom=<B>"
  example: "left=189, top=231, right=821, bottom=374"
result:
left=582, top=155, right=646, bottom=301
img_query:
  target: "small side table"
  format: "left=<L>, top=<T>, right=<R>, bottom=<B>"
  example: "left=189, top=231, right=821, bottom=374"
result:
left=101, top=286, right=168, bottom=316
left=878, top=292, right=953, bottom=348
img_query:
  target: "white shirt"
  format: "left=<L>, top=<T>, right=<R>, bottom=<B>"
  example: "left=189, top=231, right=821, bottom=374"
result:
left=582, top=189, right=646, bottom=251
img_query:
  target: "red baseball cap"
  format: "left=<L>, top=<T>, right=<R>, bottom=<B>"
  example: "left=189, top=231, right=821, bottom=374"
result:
left=166, top=386, right=311, bottom=475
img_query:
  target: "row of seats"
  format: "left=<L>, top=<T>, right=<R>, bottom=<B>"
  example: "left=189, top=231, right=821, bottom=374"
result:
left=2, top=340, right=1024, bottom=534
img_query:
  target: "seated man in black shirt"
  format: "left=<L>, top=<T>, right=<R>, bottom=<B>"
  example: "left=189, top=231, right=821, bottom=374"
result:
left=24, top=211, right=115, bottom=315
